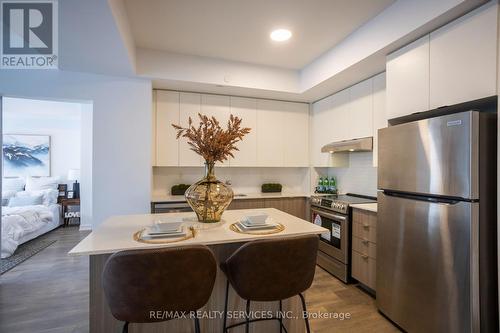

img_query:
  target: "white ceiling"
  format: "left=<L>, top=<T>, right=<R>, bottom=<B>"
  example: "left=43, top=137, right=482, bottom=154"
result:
left=124, top=0, right=394, bottom=69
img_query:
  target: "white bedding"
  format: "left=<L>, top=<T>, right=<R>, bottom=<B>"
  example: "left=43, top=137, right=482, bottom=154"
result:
left=1, top=204, right=61, bottom=258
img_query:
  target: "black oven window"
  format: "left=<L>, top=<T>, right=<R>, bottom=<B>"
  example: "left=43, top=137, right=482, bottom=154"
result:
left=313, top=212, right=342, bottom=249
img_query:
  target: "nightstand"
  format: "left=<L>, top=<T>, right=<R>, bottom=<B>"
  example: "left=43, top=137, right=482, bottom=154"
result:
left=60, top=198, right=80, bottom=227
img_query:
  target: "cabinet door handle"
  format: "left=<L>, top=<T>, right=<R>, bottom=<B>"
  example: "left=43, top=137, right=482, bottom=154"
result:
left=362, top=224, right=370, bottom=229
left=361, top=255, right=369, bottom=260
left=361, top=239, right=369, bottom=245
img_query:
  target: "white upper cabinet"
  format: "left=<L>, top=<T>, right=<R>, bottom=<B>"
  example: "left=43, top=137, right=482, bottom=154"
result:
left=282, top=102, right=309, bottom=167
left=349, top=79, right=373, bottom=139
left=201, top=94, right=230, bottom=167
left=386, top=2, right=498, bottom=119
left=329, top=89, right=351, bottom=142
left=311, top=95, right=333, bottom=167
left=229, top=97, right=257, bottom=167
left=179, top=92, right=203, bottom=167
left=386, top=35, right=430, bottom=119
left=310, top=81, right=374, bottom=168
left=201, top=94, right=230, bottom=119
left=154, top=91, right=309, bottom=168
left=256, top=99, right=284, bottom=167
left=429, top=3, right=497, bottom=108
left=372, top=72, right=387, bottom=167
left=155, top=90, right=179, bottom=166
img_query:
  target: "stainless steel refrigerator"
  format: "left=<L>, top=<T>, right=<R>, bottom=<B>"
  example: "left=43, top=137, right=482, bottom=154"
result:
left=377, top=110, right=498, bottom=333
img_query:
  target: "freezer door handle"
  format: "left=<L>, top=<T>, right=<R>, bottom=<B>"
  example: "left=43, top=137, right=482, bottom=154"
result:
left=382, top=190, right=463, bottom=205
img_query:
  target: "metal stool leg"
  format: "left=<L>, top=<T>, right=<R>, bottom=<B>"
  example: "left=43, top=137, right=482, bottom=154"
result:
left=279, top=300, right=283, bottom=333
left=122, top=321, right=129, bottom=333
left=223, top=280, right=229, bottom=333
left=245, top=300, right=251, bottom=333
left=298, top=293, right=310, bottom=333
left=194, top=317, right=200, bottom=333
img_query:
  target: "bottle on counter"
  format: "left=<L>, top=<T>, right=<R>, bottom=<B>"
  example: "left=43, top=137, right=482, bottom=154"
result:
left=329, top=177, right=337, bottom=194
left=317, top=177, right=324, bottom=193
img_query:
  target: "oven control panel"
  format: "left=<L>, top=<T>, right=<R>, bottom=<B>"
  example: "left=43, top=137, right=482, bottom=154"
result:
left=310, top=197, right=349, bottom=214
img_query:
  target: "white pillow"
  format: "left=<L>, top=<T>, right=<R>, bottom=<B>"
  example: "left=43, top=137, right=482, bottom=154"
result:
left=8, top=194, right=43, bottom=207
left=2, top=177, right=25, bottom=192
left=17, top=189, right=58, bottom=206
left=2, top=190, right=17, bottom=206
left=25, top=176, right=60, bottom=191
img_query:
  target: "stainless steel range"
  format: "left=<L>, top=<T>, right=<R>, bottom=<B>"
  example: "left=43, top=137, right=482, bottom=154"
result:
left=310, top=193, right=376, bottom=282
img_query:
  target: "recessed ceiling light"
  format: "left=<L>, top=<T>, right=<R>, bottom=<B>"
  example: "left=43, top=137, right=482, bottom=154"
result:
left=270, top=29, right=292, bottom=42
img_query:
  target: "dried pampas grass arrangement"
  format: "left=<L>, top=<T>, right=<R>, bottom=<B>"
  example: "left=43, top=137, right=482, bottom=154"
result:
left=172, top=113, right=251, bottom=163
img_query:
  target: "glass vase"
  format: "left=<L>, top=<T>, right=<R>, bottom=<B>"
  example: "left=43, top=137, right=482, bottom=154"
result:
left=185, top=162, right=234, bottom=223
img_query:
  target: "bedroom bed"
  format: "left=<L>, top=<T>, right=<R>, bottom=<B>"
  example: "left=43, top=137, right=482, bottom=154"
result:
left=17, top=204, right=62, bottom=245
left=1, top=203, right=63, bottom=258
left=2, top=177, right=64, bottom=258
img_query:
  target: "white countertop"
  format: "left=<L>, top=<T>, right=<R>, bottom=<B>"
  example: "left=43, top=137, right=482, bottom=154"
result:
left=69, top=208, right=327, bottom=256
left=350, top=203, right=378, bottom=213
left=151, top=192, right=312, bottom=202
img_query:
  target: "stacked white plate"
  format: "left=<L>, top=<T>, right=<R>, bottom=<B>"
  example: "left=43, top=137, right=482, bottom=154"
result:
left=235, top=213, right=278, bottom=231
left=144, top=219, right=186, bottom=238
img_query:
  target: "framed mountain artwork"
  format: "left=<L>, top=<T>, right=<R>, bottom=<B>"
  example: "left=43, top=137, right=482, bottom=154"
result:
left=3, top=134, right=50, bottom=177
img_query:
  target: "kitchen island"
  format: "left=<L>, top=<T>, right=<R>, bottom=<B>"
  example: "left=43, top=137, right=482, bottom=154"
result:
left=70, top=208, right=326, bottom=333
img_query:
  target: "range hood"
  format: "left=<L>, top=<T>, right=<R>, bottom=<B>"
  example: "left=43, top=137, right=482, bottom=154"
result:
left=321, top=137, right=373, bottom=153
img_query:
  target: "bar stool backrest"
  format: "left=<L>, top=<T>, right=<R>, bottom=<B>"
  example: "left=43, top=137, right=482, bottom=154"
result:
left=222, top=235, right=319, bottom=301
left=102, top=245, right=217, bottom=323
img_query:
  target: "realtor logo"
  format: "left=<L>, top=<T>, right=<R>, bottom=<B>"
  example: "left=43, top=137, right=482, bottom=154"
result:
left=1, top=0, right=58, bottom=69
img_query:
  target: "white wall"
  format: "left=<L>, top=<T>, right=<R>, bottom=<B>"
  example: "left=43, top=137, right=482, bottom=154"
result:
left=312, top=152, right=377, bottom=197
left=80, top=104, right=93, bottom=229
left=138, top=49, right=300, bottom=93
left=153, top=167, right=310, bottom=196
left=0, top=70, right=152, bottom=229
left=2, top=97, right=82, bottom=183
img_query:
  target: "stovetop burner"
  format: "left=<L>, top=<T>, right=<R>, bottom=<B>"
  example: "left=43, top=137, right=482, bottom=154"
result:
left=310, top=193, right=376, bottom=214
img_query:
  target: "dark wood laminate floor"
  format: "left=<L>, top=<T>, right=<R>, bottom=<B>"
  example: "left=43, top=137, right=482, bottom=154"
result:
left=0, top=227, right=398, bottom=333
left=306, top=268, right=400, bottom=333
left=0, top=226, right=90, bottom=333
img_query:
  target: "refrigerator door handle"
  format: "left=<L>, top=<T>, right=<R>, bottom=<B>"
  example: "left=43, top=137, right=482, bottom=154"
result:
left=381, top=190, right=463, bottom=205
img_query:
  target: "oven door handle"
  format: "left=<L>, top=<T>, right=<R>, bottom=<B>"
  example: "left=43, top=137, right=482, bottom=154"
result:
left=311, top=209, right=347, bottom=222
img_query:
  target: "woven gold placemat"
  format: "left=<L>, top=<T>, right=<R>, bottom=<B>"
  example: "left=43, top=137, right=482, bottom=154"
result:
left=133, top=227, right=196, bottom=244
left=229, top=222, right=285, bottom=235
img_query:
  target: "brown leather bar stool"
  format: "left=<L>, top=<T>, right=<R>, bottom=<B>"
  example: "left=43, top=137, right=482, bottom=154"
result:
left=220, top=235, right=319, bottom=333
left=102, top=245, right=217, bottom=333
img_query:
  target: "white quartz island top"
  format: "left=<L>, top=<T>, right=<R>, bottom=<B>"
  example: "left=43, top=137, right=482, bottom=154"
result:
left=69, top=208, right=327, bottom=256
left=350, top=203, right=378, bottom=213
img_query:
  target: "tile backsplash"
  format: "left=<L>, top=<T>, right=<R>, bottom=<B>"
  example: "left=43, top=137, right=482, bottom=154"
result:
left=154, top=153, right=377, bottom=198
left=153, top=167, right=310, bottom=195
left=313, top=152, right=377, bottom=197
